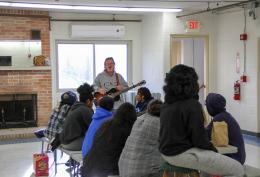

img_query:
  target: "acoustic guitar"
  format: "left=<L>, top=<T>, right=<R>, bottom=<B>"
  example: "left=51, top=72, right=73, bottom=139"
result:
left=94, top=80, right=146, bottom=104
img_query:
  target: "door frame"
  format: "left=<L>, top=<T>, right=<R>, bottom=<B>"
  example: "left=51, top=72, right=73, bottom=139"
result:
left=170, top=34, right=209, bottom=97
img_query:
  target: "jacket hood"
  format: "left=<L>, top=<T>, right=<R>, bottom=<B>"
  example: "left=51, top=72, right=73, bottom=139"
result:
left=93, top=107, right=113, bottom=120
left=70, top=102, right=86, bottom=111
left=206, top=93, right=226, bottom=116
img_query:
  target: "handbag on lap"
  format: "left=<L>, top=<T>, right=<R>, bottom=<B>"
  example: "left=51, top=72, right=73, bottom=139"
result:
left=211, top=121, right=229, bottom=147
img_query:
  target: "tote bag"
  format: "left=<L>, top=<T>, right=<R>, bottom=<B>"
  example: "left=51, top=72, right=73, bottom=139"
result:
left=211, top=121, right=229, bottom=147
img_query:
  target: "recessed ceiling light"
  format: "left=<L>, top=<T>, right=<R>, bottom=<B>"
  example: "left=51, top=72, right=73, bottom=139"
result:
left=0, top=1, right=182, bottom=12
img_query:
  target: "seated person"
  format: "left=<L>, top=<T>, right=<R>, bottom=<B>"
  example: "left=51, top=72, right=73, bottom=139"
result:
left=119, top=99, right=163, bottom=177
left=34, top=91, right=77, bottom=141
left=82, top=102, right=137, bottom=177
left=135, top=87, right=153, bottom=116
left=82, top=96, right=114, bottom=158
left=59, top=83, right=94, bottom=151
left=206, top=92, right=246, bottom=164
left=159, top=64, right=244, bottom=177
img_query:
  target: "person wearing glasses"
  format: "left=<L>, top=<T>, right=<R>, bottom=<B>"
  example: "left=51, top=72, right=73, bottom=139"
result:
left=93, top=57, right=128, bottom=108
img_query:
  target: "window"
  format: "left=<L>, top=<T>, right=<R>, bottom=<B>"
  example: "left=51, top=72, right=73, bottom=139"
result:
left=57, top=41, right=130, bottom=90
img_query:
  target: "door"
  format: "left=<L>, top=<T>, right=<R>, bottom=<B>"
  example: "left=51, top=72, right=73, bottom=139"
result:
left=170, top=35, right=209, bottom=105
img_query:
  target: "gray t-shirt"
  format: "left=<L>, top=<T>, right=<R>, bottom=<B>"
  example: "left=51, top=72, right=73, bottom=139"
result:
left=93, top=71, right=128, bottom=92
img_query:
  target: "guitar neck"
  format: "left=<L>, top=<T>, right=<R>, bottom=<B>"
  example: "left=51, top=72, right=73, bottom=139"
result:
left=108, top=80, right=146, bottom=98
left=112, top=85, right=136, bottom=97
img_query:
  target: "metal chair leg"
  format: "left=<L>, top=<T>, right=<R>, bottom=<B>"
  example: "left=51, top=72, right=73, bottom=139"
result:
left=69, top=158, right=73, bottom=177
left=41, top=139, right=44, bottom=154
left=54, top=149, right=57, bottom=175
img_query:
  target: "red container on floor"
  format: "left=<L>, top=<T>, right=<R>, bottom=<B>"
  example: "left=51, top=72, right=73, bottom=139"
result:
left=33, top=153, right=49, bottom=176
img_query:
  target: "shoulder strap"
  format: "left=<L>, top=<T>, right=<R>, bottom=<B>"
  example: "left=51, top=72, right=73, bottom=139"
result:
left=115, top=73, right=120, bottom=86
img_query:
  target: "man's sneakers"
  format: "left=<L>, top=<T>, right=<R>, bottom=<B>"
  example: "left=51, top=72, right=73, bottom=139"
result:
left=34, top=129, right=45, bottom=138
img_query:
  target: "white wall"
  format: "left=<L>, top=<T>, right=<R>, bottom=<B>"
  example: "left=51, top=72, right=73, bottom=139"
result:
left=161, top=12, right=219, bottom=91
left=214, top=8, right=260, bottom=133
left=141, top=13, right=164, bottom=95
left=141, top=10, right=260, bottom=133
left=49, top=9, right=260, bottom=133
left=49, top=12, right=142, bottom=105
left=141, top=12, right=218, bottom=98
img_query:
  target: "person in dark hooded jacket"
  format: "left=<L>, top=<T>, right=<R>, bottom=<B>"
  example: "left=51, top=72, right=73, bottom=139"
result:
left=82, top=96, right=114, bottom=158
left=59, top=83, right=94, bottom=151
left=159, top=64, right=244, bottom=177
left=206, top=92, right=246, bottom=164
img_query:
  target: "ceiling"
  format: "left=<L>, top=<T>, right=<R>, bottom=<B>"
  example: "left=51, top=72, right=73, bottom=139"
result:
left=0, top=0, right=251, bottom=14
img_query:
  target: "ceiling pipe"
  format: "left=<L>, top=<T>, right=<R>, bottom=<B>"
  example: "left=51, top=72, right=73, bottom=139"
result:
left=120, top=0, right=243, bottom=2
left=50, top=19, right=142, bottom=22
left=176, top=0, right=257, bottom=18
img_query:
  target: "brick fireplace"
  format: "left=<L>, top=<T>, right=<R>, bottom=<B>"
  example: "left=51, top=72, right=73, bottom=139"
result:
left=0, top=9, right=52, bottom=126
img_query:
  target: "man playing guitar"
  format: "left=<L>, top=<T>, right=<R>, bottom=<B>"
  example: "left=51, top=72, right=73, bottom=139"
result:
left=93, top=57, right=128, bottom=108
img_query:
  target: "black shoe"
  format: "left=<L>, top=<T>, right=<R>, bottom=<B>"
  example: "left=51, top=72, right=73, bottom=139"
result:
left=65, top=158, right=75, bottom=167
left=34, top=129, right=45, bottom=138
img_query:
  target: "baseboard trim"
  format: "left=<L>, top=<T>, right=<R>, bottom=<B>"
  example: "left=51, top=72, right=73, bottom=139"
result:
left=242, top=130, right=260, bottom=137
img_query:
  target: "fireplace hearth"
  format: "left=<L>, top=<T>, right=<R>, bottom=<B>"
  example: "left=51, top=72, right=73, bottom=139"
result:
left=0, top=94, right=37, bottom=128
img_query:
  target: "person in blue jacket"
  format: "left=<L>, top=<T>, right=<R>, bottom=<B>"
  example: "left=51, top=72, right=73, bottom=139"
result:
left=206, top=92, right=246, bottom=164
left=82, top=96, right=114, bottom=158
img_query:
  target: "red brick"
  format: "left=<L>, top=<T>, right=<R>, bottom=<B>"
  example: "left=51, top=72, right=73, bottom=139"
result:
left=0, top=9, right=51, bottom=126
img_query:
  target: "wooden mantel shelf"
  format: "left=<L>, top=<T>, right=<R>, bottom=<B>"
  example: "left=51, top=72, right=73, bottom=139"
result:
left=0, top=66, right=51, bottom=71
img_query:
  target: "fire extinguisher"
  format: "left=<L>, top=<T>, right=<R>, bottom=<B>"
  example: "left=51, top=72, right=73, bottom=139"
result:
left=234, top=80, right=240, bottom=100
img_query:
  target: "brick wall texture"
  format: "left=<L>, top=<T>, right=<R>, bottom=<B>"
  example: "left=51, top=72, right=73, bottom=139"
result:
left=0, top=9, right=52, bottom=126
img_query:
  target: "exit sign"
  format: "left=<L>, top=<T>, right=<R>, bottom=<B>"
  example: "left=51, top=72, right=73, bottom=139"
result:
left=186, top=20, right=201, bottom=32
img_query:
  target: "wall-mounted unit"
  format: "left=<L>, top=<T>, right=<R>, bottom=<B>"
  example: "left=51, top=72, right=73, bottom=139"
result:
left=71, top=25, right=125, bottom=38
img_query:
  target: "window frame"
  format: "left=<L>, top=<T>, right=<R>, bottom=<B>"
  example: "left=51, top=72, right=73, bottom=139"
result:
left=55, top=40, right=132, bottom=92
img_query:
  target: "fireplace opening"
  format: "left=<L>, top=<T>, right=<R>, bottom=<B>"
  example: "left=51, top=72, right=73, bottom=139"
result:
left=0, top=94, right=37, bottom=128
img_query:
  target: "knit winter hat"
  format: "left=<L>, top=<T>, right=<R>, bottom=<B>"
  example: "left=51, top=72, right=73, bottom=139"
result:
left=205, top=93, right=226, bottom=116
left=61, top=91, right=77, bottom=106
left=99, top=96, right=114, bottom=111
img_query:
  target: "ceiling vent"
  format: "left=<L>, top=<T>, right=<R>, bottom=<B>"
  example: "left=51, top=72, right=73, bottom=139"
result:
left=71, top=25, right=125, bottom=38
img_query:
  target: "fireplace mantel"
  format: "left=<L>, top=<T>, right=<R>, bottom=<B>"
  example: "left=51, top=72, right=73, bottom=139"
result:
left=0, top=66, right=51, bottom=71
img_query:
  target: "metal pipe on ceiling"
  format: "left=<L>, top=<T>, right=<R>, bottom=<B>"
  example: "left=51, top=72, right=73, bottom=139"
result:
left=176, top=0, right=258, bottom=18
left=50, top=19, right=142, bottom=22
left=119, top=0, right=244, bottom=2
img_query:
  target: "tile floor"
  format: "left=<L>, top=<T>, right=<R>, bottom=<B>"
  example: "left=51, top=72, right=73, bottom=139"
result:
left=0, top=140, right=71, bottom=177
left=0, top=137, right=260, bottom=177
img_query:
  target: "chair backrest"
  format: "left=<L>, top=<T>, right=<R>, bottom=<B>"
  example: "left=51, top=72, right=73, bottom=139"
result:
left=152, top=92, right=161, bottom=100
